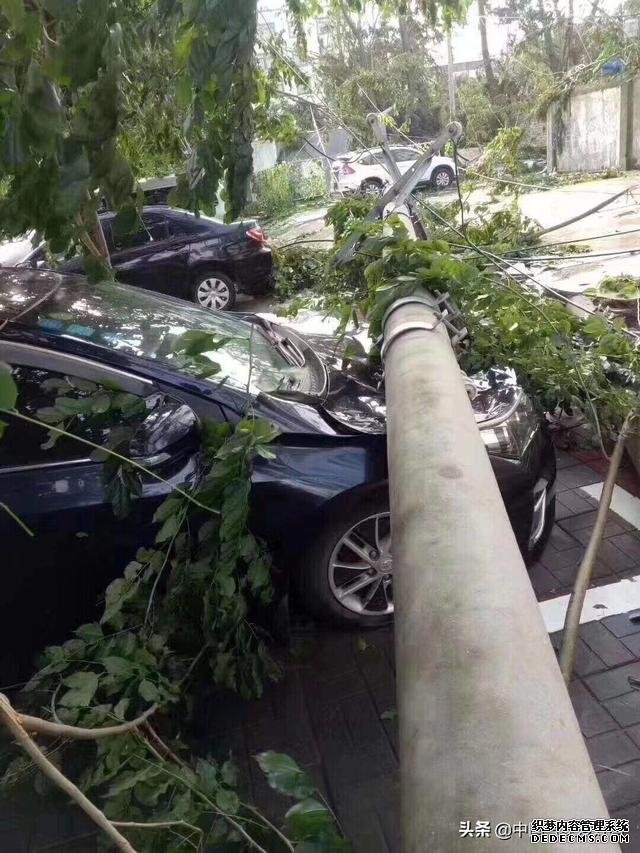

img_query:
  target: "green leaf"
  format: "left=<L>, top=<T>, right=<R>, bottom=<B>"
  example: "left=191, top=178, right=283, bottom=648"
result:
left=59, top=671, right=99, bottom=708
left=102, top=656, right=134, bottom=678
left=155, top=513, right=181, bottom=543
left=0, top=363, right=17, bottom=410
left=255, top=751, right=316, bottom=799
left=75, top=623, right=102, bottom=642
left=0, top=0, right=25, bottom=29
left=91, top=392, right=112, bottom=414
left=35, top=406, right=65, bottom=424
left=285, top=798, right=340, bottom=843
left=215, top=787, right=239, bottom=814
left=113, top=698, right=130, bottom=720
left=138, top=679, right=160, bottom=703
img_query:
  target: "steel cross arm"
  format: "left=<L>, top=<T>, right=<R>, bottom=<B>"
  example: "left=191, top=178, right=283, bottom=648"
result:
left=335, top=121, right=463, bottom=265
left=367, top=111, right=429, bottom=240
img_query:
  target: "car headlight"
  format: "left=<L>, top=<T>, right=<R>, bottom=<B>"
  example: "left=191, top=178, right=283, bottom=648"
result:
left=474, top=389, right=539, bottom=458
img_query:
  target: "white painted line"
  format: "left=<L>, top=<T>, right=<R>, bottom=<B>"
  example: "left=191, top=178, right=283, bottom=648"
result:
left=540, top=575, right=640, bottom=633
left=580, top=482, right=640, bottom=530
left=538, top=480, right=640, bottom=632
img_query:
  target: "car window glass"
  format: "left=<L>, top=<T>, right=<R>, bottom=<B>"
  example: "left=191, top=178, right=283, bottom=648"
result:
left=392, top=149, right=417, bottom=162
left=111, top=222, right=150, bottom=251
left=0, top=364, right=197, bottom=469
left=141, top=214, right=169, bottom=241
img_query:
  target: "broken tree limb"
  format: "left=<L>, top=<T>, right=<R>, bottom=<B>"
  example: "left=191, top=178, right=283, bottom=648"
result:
left=559, top=412, right=636, bottom=683
left=0, top=694, right=137, bottom=853
left=538, top=183, right=639, bottom=237
left=18, top=703, right=157, bottom=739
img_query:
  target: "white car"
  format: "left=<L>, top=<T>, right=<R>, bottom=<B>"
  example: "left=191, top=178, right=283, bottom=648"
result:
left=331, top=145, right=457, bottom=196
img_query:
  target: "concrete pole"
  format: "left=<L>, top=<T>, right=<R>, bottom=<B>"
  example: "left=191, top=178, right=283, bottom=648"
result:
left=446, top=32, right=456, bottom=120
left=383, top=295, right=618, bottom=852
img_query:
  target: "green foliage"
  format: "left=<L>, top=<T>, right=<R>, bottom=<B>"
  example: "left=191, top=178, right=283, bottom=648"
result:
left=456, top=78, right=497, bottom=146
left=590, top=275, right=640, bottom=302
left=249, top=161, right=327, bottom=219
left=361, top=229, right=640, bottom=439
left=0, top=391, right=351, bottom=848
left=292, top=200, right=640, bottom=441
left=325, top=196, right=376, bottom=241
left=257, top=752, right=353, bottom=850
left=0, top=336, right=353, bottom=848
left=0, top=0, right=136, bottom=264
left=474, top=127, right=525, bottom=182
left=274, top=245, right=333, bottom=300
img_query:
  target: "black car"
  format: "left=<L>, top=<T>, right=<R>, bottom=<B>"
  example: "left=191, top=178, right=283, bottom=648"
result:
left=0, top=269, right=555, bottom=671
left=18, top=206, right=274, bottom=311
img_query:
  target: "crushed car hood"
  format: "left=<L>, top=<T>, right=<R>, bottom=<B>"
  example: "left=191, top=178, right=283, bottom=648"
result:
left=303, top=332, right=522, bottom=435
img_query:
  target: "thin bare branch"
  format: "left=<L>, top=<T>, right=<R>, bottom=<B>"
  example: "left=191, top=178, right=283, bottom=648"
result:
left=18, top=703, right=157, bottom=740
left=0, top=694, right=137, bottom=853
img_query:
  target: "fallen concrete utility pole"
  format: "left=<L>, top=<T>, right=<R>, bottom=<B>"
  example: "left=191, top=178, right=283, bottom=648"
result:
left=383, top=294, right=619, bottom=852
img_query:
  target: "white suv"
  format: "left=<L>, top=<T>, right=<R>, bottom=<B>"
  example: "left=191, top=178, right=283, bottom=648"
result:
left=331, top=145, right=457, bottom=196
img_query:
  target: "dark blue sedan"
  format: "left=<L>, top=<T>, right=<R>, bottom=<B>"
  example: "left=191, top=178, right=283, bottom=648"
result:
left=0, top=269, right=555, bottom=673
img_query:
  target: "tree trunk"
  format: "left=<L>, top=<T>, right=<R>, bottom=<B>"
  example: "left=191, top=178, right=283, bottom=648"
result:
left=476, top=0, right=498, bottom=100
left=538, top=0, right=559, bottom=71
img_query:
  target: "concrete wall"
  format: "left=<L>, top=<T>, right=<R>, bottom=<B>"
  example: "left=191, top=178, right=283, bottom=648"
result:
left=548, top=82, right=626, bottom=173
left=630, top=78, right=640, bottom=168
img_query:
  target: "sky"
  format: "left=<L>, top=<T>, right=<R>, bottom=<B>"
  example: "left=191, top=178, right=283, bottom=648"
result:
left=434, top=0, right=626, bottom=65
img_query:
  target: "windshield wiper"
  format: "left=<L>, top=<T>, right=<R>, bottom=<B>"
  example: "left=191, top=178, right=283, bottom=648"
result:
left=250, top=316, right=306, bottom=368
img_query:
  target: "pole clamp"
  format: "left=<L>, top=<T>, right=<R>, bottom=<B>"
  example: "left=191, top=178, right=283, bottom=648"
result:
left=381, top=314, right=446, bottom=361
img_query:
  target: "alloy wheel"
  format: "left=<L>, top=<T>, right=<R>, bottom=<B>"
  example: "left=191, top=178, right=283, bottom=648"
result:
left=361, top=181, right=383, bottom=198
left=435, top=169, right=452, bottom=188
left=328, top=512, right=393, bottom=616
left=196, top=276, right=231, bottom=310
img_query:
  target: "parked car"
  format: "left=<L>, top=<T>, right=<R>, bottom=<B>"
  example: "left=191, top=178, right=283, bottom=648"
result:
left=0, top=269, right=555, bottom=674
left=332, top=145, right=457, bottom=196
left=12, top=207, right=274, bottom=311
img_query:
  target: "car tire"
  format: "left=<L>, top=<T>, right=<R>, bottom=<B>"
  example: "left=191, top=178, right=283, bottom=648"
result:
left=359, top=178, right=384, bottom=198
left=431, top=166, right=455, bottom=190
left=296, top=487, right=394, bottom=629
left=191, top=271, right=237, bottom=311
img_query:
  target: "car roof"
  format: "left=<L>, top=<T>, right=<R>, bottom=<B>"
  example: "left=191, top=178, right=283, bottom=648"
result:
left=335, top=145, right=420, bottom=161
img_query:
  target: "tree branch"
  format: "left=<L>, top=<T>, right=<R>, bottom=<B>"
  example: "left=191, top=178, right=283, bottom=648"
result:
left=0, top=694, right=137, bottom=853
left=17, top=702, right=157, bottom=740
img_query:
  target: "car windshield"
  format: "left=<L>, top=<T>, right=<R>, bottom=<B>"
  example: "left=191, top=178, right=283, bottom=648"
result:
left=0, top=270, right=318, bottom=396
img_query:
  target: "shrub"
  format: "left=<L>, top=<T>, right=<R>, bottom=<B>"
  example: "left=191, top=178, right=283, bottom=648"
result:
left=250, top=160, right=328, bottom=219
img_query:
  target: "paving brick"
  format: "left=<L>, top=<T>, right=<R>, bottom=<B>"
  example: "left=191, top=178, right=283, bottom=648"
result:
left=573, top=638, right=608, bottom=677
left=558, top=510, right=601, bottom=533
left=567, top=520, right=629, bottom=544
left=543, top=556, right=613, bottom=587
left=540, top=544, right=585, bottom=573
left=623, top=635, right=640, bottom=657
left=528, top=562, right=560, bottom=597
left=556, top=464, right=603, bottom=492
left=623, top=723, right=640, bottom=749
left=556, top=489, right=599, bottom=514
left=586, top=662, right=640, bottom=701
left=596, top=540, right=639, bottom=573
left=556, top=449, right=580, bottom=469
left=612, top=533, right=640, bottom=562
left=603, top=613, right=640, bottom=639
left=569, top=680, right=618, bottom=736
left=597, top=759, right=640, bottom=811
left=604, top=692, right=640, bottom=727
left=580, top=621, right=636, bottom=668
left=586, top=729, right=640, bottom=769
left=548, top=524, right=581, bottom=551
left=612, top=803, right=640, bottom=852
